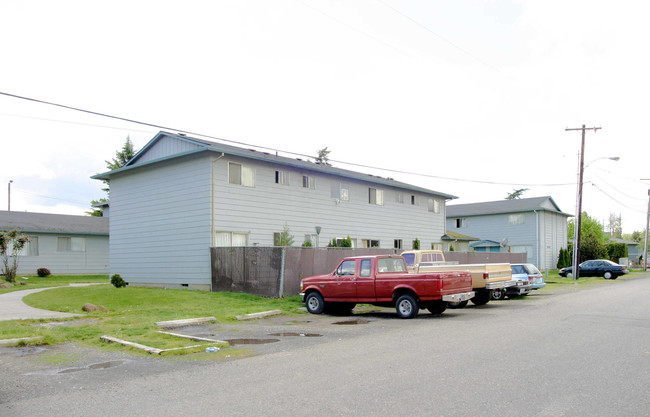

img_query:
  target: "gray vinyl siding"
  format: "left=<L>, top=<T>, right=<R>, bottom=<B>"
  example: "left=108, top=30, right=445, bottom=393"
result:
left=212, top=156, right=447, bottom=250
left=108, top=155, right=213, bottom=286
left=131, top=136, right=202, bottom=166
left=446, top=210, right=568, bottom=269
left=16, top=233, right=108, bottom=275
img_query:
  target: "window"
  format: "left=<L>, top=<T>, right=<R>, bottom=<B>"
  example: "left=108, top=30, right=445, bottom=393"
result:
left=331, top=182, right=349, bottom=201
left=455, top=218, right=466, bottom=228
left=420, top=252, right=444, bottom=264
left=377, top=257, right=407, bottom=273
left=432, top=243, right=443, bottom=251
left=19, top=236, right=38, bottom=256
left=214, top=232, right=248, bottom=246
left=396, top=192, right=405, bottom=204
left=369, top=188, right=384, bottom=205
left=428, top=198, right=440, bottom=213
left=360, top=259, right=372, bottom=277
left=275, top=170, right=289, bottom=185
left=394, top=239, right=402, bottom=250
left=362, top=239, right=380, bottom=248
left=410, top=195, right=416, bottom=205
left=228, top=162, right=254, bottom=187
left=57, top=237, right=86, bottom=252
left=302, top=175, right=315, bottom=189
left=337, top=260, right=356, bottom=276
left=509, top=214, right=525, bottom=225
left=303, top=234, right=317, bottom=246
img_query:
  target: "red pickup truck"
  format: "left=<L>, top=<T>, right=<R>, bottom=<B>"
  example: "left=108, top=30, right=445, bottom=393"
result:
left=300, top=255, right=474, bottom=319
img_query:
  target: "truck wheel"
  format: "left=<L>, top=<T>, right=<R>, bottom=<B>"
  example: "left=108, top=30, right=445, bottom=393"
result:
left=490, top=289, right=505, bottom=301
left=305, top=292, right=325, bottom=314
left=447, top=300, right=468, bottom=309
left=395, top=294, right=419, bottom=319
left=427, top=301, right=447, bottom=315
left=471, top=290, right=491, bottom=305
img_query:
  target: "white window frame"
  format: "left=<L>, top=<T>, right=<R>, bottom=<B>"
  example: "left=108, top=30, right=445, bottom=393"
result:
left=275, top=170, right=290, bottom=186
left=19, top=236, right=38, bottom=256
left=369, top=188, right=384, bottom=206
left=57, top=237, right=86, bottom=252
left=362, top=239, right=380, bottom=248
left=455, top=218, right=466, bottom=228
left=214, top=231, right=249, bottom=247
left=508, top=214, right=525, bottom=225
left=331, top=182, right=350, bottom=201
left=228, top=162, right=255, bottom=187
left=302, top=175, right=315, bottom=189
left=427, top=198, right=441, bottom=213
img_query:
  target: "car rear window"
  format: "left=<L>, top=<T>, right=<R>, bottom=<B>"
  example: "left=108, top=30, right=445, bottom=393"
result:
left=524, top=264, right=541, bottom=274
left=511, top=265, right=527, bottom=274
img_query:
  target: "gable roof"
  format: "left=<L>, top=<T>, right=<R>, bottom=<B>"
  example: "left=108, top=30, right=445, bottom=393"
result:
left=441, top=231, right=480, bottom=241
left=93, top=131, right=457, bottom=200
left=0, top=211, right=108, bottom=235
left=470, top=240, right=502, bottom=248
left=446, top=196, right=572, bottom=218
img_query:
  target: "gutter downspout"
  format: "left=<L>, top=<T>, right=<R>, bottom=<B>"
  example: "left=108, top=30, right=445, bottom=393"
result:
left=534, top=210, right=540, bottom=269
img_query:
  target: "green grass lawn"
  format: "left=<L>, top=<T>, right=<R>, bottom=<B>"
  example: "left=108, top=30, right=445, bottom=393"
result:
left=0, top=274, right=109, bottom=293
left=0, top=276, right=305, bottom=355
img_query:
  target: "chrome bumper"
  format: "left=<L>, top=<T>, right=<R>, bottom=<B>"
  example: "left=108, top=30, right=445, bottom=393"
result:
left=486, top=280, right=517, bottom=289
left=443, top=291, right=475, bottom=302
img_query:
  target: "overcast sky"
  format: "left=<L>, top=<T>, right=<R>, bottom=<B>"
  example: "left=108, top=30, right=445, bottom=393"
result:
left=1, top=0, right=649, bottom=233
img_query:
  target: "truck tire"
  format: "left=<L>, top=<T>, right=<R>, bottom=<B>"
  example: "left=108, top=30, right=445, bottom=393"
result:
left=490, top=288, right=505, bottom=300
left=471, top=290, right=491, bottom=306
left=447, top=300, right=468, bottom=309
left=427, top=300, right=448, bottom=315
left=395, top=294, right=419, bottom=319
left=305, top=292, right=325, bottom=314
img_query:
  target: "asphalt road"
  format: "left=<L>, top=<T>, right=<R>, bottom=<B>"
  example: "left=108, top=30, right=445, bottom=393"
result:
left=1, top=275, right=649, bottom=417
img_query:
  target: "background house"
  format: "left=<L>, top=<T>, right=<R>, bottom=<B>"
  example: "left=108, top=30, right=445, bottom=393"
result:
left=440, top=231, right=479, bottom=252
left=93, top=131, right=456, bottom=290
left=609, top=237, right=642, bottom=265
left=0, top=211, right=109, bottom=275
left=446, top=196, right=571, bottom=270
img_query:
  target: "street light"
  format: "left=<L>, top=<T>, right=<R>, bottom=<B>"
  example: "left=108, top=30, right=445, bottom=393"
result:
left=7, top=180, right=12, bottom=211
left=585, top=156, right=620, bottom=168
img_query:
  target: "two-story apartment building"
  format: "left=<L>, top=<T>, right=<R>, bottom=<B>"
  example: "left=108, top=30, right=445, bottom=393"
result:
left=446, top=197, right=572, bottom=270
left=93, top=131, right=456, bottom=289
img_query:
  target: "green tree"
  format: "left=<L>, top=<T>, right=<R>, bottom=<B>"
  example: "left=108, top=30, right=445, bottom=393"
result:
left=607, top=212, right=622, bottom=239
left=89, top=136, right=137, bottom=216
left=606, top=242, right=628, bottom=262
left=328, top=236, right=352, bottom=247
left=568, top=212, right=609, bottom=263
left=412, top=238, right=420, bottom=250
left=0, top=230, right=30, bottom=283
left=315, top=147, right=331, bottom=166
left=506, top=188, right=529, bottom=200
left=275, top=224, right=295, bottom=246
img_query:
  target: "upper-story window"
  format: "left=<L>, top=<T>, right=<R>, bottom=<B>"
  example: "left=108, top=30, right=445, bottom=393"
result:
left=275, top=170, right=289, bottom=185
left=302, top=175, right=315, bottom=189
left=228, top=162, right=254, bottom=187
left=428, top=198, right=441, bottom=213
left=454, top=218, right=466, bottom=228
left=396, top=192, right=405, bottom=204
left=410, top=195, right=417, bottom=205
left=331, top=182, right=349, bottom=201
left=369, top=188, right=384, bottom=205
left=508, top=214, right=525, bottom=225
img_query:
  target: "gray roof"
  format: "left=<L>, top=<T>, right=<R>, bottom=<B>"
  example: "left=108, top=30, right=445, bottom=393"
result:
left=446, top=196, right=572, bottom=217
left=0, top=211, right=108, bottom=235
left=93, top=131, right=457, bottom=200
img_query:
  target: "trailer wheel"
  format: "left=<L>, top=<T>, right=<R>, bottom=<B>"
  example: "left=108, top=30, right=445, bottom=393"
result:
left=447, top=300, right=468, bottom=309
left=395, top=294, right=419, bottom=319
left=427, top=301, right=448, bottom=315
left=305, top=292, right=325, bottom=314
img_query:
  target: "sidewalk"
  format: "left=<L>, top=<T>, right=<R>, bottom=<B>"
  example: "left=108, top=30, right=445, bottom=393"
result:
left=0, top=286, right=89, bottom=321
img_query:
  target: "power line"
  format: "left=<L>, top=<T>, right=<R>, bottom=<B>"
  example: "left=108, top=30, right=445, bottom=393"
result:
left=1, top=90, right=572, bottom=188
left=0, top=112, right=155, bottom=134
left=589, top=182, right=646, bottom=214
left=376, top=0, right=499, bottom=71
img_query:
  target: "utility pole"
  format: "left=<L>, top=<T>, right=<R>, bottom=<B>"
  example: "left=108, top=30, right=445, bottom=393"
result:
left=566, top=125, right=601, bottom=279
left=7, top=180, right=12, bottom=211
left=644, top=187, right=650, bottom=272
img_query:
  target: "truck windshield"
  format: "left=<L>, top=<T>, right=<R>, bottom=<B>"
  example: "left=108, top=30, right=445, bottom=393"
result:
left=402, top=253, right=415, bottom=266
left=377, top=258, right=407, bottom=273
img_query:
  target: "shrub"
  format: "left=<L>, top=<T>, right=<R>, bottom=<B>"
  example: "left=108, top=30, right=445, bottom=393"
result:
left=111, top=274, right=127, bottom=288
left=412, top=238, right=420, bottom=250
left=37, top=268, right=51, bottom=277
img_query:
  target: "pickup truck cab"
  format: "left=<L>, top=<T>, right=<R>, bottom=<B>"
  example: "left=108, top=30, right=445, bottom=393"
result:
left=400, top=250, right=516, bottom=307
left=300, top=255, right=474, bottom=319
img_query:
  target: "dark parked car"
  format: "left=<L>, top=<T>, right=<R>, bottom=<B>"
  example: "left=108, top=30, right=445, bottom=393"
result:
left=559, top=259, right=629, bottom=279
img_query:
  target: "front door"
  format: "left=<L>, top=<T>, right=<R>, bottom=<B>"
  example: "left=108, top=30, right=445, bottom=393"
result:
left=335, top=259, right=358, bottom=299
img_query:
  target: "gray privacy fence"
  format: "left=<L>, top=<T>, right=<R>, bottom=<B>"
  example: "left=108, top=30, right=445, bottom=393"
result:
left=210, top=247, right=528, bottom=298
